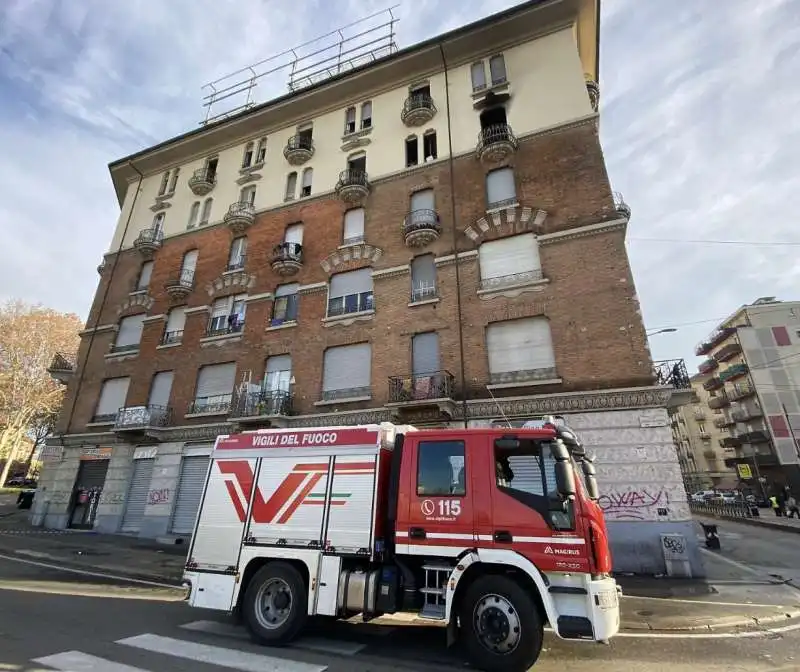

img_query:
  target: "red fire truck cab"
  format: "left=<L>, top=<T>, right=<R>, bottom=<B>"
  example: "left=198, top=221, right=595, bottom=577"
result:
left=183, top=418, right=620, bottom=671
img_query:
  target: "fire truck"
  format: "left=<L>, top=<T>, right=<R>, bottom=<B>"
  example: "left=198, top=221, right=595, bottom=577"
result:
left=182, top=418, right=620, bottom=671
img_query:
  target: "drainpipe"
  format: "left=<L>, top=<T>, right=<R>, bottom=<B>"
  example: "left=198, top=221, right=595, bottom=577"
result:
left=63, top=161, right=144, bottom=433
left=439, top=43, right=469, bottom=430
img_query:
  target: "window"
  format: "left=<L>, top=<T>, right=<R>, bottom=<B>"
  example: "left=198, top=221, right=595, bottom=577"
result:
left=93, top=377, right=130, bottom=423
left=191, top=363, right=236, bottom=414
left=152, top=212, right=165, bottom=234
left=200, top=198, right=213, bottom=224
left=240, top=185, right=256, bottom=205
left=423, top=131, right=438, bottom=161
left=255, top=138, right=267, bottom=164
left=242, top=142, right=254, bottom=169
left=187, top=202, right=200, bottom=229
left=208, top=294, right=247, bottom=336
left=361, top=101, right=372, bottom=129
left=479, top=233, right=540, bottom=289
left=168, top=168, right=180, bottom=193
left=486, top=317, right=556, bottom=382
left=158, top=171, right=170, bottom=196
left=271, top=283, right=299, bottom=326
left=148, top=371, right=174, bottom=410
left=136, top=261, right=153, bottom=291
left=480, top=105, right=508, bottom=131
left=181, top=250, right=198, bottom=281
left=322, top=343, right=371, bottom=400
left=328, top=268, right=374, bottom=317
left=228, top=237, right=247, bottom=271
left=485, top=167, right=516, bottom=208
left=265, top=355, right=292, bottom=392
left=488, top=55, right=507, bottom=86
left=348, top=152, right=366, bottom=173
left=470, top=62, right=487, bottom=91
left=284, top=223, right=304, bottom=245
left=344, top=107, right=356, bottom=134
left=298, top=125, right=313, bottom=143
left=114, top=314, right=146, bottom=353
left=301, top=168, right=313, bottom=197
left=410, top=82, right=431, bottom=97
left=413, top=332, right=440, bottom=377
left=285, top=172, right=297, bottom=201
left=163, top=307, right=186, bottom=345
left=405, top=136, right=419, bottom=167
left=342, top=208, right=365, bottom=245
left=205, top=157, right=218, bottom=180
left=417, top=441, right=465, bottom=496
left=410, top=254, right=437, bottom=302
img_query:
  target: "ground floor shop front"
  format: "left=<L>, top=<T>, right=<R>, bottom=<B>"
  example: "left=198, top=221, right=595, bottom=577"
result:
left=33, top=385, right=702, bottom=575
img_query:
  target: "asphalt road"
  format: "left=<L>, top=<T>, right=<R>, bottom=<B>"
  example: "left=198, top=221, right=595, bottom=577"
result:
left=1, top=556, right=799, bottom=672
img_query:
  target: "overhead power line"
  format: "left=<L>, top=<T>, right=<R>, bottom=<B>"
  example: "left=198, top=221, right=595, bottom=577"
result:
left=629, top=238, right=800, bottom=247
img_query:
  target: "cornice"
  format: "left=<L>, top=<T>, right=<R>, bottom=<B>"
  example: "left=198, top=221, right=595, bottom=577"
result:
left=538, top=218, right=627, bottom=245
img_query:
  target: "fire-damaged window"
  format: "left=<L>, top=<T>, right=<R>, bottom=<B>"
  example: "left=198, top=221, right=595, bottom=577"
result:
left=417, top=440, right=466, bottom=496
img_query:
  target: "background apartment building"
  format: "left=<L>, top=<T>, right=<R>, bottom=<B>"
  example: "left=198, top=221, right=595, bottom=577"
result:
left=39, top=0, right=699, bottom=575
left=693, top=297, right=800, bottom=496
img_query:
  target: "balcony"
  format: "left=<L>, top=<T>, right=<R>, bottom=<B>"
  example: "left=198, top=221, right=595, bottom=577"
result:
left=702, top=376, right=724, bottom=391
left=187, top=394, right=232, bottom=416
left=411, top=284, right=438, bottom=303
left=223, top=201, right=256, bottom=235
left=479, top=269, right=544, bottom=293
left=403, top=209, right=441, bottom=247
left=164, top=268, right=195, bottom=300
left=713, top=416, right=734, bottom=429
left=188, top=168, right=216, bottom=196
left=230, top=389, right=293, bottom=427
left=653, top=359, right=691, bottom=389
left=731, top=407, right=762, bottom=422
left=693, top=410, right=706, bottom=421
left=47, top=351, right=77, bottom=385
left=708, top=392, right=730, bottom=410
left=695, top=326, right=736, bottom=356
left=698, top=358, right=718, bottom=374
left=271, top=242, right=303, bottom=277
left=401, top=93, right=437, bottom=127
left=739, top=430, right=770, bottom=444
left=488, top=367, right=559, bottom=388
left=283, top=135, right=315, bottom=165
left=476, top=124, right=518, bottom=164
left=718, top=362, right=748, bottom=382
left=703, top=449, right=717, bottom=460
left=335, top=169, right=370, bottom=204
left=109, top=343, right=139, bottom=355
left=728, top=381, right=756, bottom=401
left=698, top=431, right=711, bottom=441
left=113, top=405, right=172, bottom=437
left=613, top=191, right=631, bottom=220
left=133, top=228, right=163, bottom=259
left=387, top=371, right=456, bottom=420
left=714, top=342, right=741, bottom=362
left=326, top=291, right=374, bottom=318
left=720, top=436, right=741, bottom=449
left=205, top=319, right=244, bottom=339
left=226, top=255, right=246, bottom=273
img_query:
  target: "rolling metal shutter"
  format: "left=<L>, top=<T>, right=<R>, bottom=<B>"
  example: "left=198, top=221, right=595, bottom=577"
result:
left=170, top=455, right=210, bottom=534
left=343, top=208, right=365, bottom=240
left=165, top=308, right=186, bottom=333
left=479, top=233, right=540, bottom=281
left=95, top=378, right=130, bottom=417
left=120, top=458, right=155, bottom=533
left=137, top=262, right=153, bottom=290
left=148, top=371, right=173, bottom=407
left=323, top=343, right=371, bottom=393
left=195, top=362, right=237, bottom=398
left=285, top=223, right=304, bottom=244
left=116, top=314, right=145, bottom=349
left=410, top=189, right=435, bottom=211
left=486, top=168, right=516, bottom=205
left=182, top=249, right=199, bottom=274
left=330, top=268, right=372, bottom=298
left=74, top=460, right=110, bottom=489
left=412, top=332, right=440, bottom=376
left=486, top=318, right=555, bottom=375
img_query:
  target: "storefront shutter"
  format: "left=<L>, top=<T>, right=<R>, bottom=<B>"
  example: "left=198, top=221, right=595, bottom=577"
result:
left=120, top=458, right=155, bottom=533
left=195, top=363, right=236, bottom=399
left=486, top=318, right=555, bottom=374
left=170, top=455, right=210, bottom=535
left=95, top=378, right=130, bottom=416
left=323, top=344, right=371, bottom=392
left=329, top=268, right=372, bottom=298
left=116, top=314, right=145, bottom=348
left=478, top=233, right=540, bottom=281
left=412, top=332, right=440, bottom=376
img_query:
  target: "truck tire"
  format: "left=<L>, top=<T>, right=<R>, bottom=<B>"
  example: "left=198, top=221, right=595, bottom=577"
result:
left=458, top=574, right=544, bottom=672
left=242, top=562, right=307, bottom=646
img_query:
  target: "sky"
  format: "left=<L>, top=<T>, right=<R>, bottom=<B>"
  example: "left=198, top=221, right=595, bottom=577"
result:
left=0, top=0, right=799, bottom=370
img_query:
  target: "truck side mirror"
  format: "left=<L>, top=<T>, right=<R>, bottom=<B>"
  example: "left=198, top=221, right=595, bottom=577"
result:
left=581, top=461, right=599, bottom=499
left=554, top=460, right=576, bottom=499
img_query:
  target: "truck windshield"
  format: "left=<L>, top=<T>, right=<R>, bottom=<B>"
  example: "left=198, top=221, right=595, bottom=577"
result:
left=494, top=439, right=575, bottom=531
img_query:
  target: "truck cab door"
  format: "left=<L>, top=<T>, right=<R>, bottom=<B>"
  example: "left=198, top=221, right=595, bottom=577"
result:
left=396, top=434, right=476, bottom=557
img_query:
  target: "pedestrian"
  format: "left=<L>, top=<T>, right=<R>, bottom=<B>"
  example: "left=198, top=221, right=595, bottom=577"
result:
left=787, top=494, right=799, bottom=519
left=769, top=494, right=782, bottom=517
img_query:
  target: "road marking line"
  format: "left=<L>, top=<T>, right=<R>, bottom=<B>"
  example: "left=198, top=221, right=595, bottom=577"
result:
left=181, top=620, right=366, bottom=656
left=33, top=651, right=149, bottom=671
left=117, top=633, right=328, bottom=671
left=0, top=552, right=181, bottom=589
left=699, top=548, right=765, bottom=576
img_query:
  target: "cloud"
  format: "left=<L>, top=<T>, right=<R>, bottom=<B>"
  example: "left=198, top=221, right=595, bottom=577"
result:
left=0, top=0, right=798, bottom=372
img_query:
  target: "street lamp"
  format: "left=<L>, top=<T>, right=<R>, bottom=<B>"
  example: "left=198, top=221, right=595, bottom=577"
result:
left=647, top=327, right=677, bottom=336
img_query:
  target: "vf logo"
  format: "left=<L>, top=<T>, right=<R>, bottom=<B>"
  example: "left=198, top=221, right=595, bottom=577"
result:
left=421, top=499, right=436, bottom=516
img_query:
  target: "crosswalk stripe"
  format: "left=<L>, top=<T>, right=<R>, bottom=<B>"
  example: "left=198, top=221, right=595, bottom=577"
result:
left=181, top=620, right=366, bottom=656
left=33, top=651, right=148, bottom=672
left=116, top=633, right=328, bottom=672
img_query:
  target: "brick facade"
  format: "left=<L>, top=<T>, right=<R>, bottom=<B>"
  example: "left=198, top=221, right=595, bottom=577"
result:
left=58, top=119, right=653, bottom=435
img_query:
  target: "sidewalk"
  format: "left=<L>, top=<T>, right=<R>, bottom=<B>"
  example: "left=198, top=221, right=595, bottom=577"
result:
left=2, top=500, right=799, bottom=633
left=691, top=504, right=800, bottom=534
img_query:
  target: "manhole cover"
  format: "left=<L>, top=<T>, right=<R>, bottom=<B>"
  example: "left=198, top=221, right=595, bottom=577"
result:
left=635, top=610, right=654, bottom=617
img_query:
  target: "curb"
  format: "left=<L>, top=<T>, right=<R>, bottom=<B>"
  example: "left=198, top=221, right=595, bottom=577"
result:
left=696, top=513, right=800, bottom=535
left=620, top=609, right=800, bottom=633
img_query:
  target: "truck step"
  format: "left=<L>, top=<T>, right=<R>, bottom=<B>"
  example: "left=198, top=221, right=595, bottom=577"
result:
left=419, top=587, right=444, bottom=596
left=419, top=604, right=446, bottom=620
left=422, top=564, right=454, bottom=573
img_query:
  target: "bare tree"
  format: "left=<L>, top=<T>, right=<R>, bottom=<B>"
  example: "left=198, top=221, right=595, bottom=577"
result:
left=0, top=301, right=82, bottom=486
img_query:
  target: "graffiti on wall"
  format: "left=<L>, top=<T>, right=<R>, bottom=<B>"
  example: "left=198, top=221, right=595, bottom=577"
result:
left=100, top=491, right=125, bottom=505
left=147, top=488, right=171, bottom=505
left=598, top=487, right=670, bottom=521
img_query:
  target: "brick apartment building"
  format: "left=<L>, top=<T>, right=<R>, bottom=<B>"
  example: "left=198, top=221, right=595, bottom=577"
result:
left=39, top=0, right=698, bottom=575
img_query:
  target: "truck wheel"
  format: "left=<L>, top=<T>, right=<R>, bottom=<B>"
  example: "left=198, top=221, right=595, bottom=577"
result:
left=458, top=574, right=543, bottom=672
left=243, top=562, right=307, bottom=646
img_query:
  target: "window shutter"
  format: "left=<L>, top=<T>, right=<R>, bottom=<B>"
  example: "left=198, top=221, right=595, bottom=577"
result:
left=165, top=308, right=186, bottom=333
left=323, top=344, right=371, bottom=391
left=285, top=173, right=297, bottom=199
left=486, top=168, right=516, bottom=206
left=148, top=371, right=174, bottom=407
left=116, top=314, right=145, bottom=348
left=471, top=62, right=486, bottom=90
left=182, top=249, right=199, bottom=273
left=266, top=355, right=292, bottom=374
left=343, top=209, right=365, bottom=240
left=489, top=55, right=506, bottom=84
left=265, top=355, right=292, bottom=391
left=195, top=363, right=236, bottom=398
left=411, top=255, right=436, bottom=289
left=410, top=189, right=435, bottom=211
left=275, top=283, right=299, bottom=298
left=329, top=268, right=372, bottom=298
left=302, top=169, right=313, bottom=188
left=211, top=297, right=229, bottom=318
left=200, top=199, right=213, bottom=222
left=229, top=238, right=246, bottom=263
left=479, top=234, right=540, bottom=280
left=285, top=224, right=303, bottom=244
left=486, top=318, right=555, bottom=374
left=361, top=101, right=372, bottom=120
left=187, top=202, right=200, bottom=228
left=96, top=378, right=130, bottom=416
left=137, top=262, right=153, bottom=289
left=412, top=332, right=440, bottom=376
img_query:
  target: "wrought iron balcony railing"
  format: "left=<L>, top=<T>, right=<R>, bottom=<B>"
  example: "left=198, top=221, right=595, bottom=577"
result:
left=114, top=405, right=172, bottom=431
left=205, top=318, right=244, bottom=338
left=48, top=351, right=77, bottom=373
left=320, top=386, right=371, bottom=403
left=272, top=242, right=303, bottom=264
left=327, top=291, right=374, bottom=317
left=164, top=268, right=195, bottom=292
left=401, top=93, right=437, bottom=125
left=160, top=329, right=183, bottom=346
left=336, top=169, right=369, bottom=189
left=187, top=394, right=232, bottom=415
left=226, top=255, right=246, bottom=272
left=653, top=359, right=691, bottom=389
left=388, top=371, right=455, bottom=403
left=231, top=389, right=293, bottom=419
left=411, top=284, right=438, bottom=303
